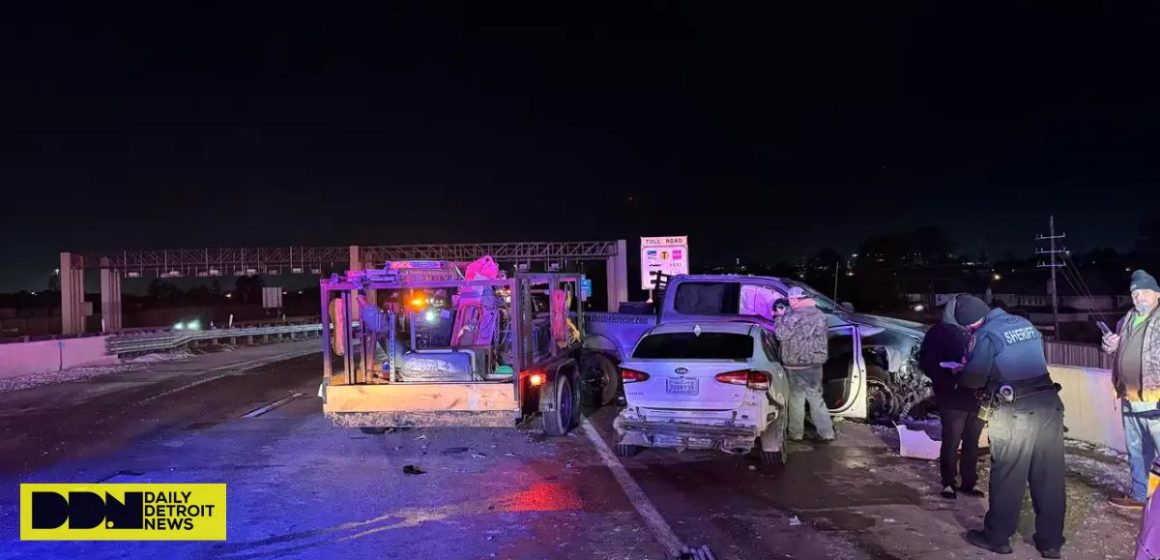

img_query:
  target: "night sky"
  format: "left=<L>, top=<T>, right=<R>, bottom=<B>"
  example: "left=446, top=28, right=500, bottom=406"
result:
left=3, top=2, right=1159, bottom=291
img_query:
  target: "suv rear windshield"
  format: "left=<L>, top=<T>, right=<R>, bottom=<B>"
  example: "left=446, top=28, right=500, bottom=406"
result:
left=632, top=332, right=754, bottom=360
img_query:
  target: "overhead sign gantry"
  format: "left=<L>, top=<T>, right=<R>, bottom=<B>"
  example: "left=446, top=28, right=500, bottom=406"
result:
left=60, top=241, right=629, bottom=335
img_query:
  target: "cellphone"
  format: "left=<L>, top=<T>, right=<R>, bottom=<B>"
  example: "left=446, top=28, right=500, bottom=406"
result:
left=1097, top=321, right=1112, bottom=336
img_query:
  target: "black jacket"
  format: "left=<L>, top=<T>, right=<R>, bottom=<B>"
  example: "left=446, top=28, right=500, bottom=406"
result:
left=919, top=296, right=979, bottom=411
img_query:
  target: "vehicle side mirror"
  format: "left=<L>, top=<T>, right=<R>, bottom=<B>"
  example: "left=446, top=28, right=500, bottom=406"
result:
left=841, top=302, right=855, bottom=312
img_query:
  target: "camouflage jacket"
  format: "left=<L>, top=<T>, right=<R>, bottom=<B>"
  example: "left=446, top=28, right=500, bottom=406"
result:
left=774, top=302, right=829, bottom=368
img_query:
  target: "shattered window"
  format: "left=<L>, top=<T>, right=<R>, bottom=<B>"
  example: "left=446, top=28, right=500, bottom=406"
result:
left=760, top=330, right=780, bottom=362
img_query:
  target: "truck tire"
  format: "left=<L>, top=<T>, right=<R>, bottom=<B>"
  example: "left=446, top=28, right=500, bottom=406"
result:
left=615, top=443, right=642, bottom=457
left=580, top=354, right=619, bottom=408
left=542, top=374, right=580, bottom=436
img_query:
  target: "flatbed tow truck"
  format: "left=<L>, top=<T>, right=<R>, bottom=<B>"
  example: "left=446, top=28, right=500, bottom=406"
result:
left=318, top=257, right=604, bottom=435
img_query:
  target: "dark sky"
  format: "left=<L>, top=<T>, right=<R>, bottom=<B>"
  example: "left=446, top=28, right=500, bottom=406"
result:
left=3, top=2, right=1159, bottom=291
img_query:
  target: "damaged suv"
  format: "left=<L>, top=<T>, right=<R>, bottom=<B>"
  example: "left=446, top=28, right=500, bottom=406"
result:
left=584, top=274, right=929, bottom=423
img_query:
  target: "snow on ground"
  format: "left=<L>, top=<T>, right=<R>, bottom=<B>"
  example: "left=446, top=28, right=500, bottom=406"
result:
left=0, top=350, right=196, bottom=393
left=1065, top=439, right=1132, bottom=496
left=873, top=418, right=1134, bottom=497
left=125, top=349, right=196, bottom=364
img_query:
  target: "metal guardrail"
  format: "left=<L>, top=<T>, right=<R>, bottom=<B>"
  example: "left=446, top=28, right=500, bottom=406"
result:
left=106, top=323, right=323, bottom=355
left=1045, top=340, right=1114, bottom=370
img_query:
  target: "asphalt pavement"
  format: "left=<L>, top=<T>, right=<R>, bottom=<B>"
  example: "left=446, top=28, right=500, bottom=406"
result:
left=0, top=348, right=1146, bottom=559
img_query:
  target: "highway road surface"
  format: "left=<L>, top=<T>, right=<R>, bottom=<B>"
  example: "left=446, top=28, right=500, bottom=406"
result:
left=0, top=346, right=1144, bottom=559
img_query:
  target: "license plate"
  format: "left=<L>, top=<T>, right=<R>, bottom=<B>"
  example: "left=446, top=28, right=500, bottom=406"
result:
left=666, top=377, right=699, bottom=395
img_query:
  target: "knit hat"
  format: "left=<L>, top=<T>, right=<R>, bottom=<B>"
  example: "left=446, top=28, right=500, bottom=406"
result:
left=954, top=295, right=990, bottom=326
left=1130, top=270, right=1160, bottom=293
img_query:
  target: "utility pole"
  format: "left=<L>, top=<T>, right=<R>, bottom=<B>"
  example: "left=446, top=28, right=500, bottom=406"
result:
left=833, top=261, right=840, bottom=301
left=1036, top=215, right=1067, bottom=339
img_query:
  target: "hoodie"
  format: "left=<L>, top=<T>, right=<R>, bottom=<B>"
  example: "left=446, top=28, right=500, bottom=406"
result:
left=918, top=295, right=978, bottom=411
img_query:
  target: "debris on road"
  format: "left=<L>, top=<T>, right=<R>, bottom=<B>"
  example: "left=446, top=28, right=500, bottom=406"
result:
left=788, top=515, right=801, bottom=527
left=676, top=544, right=717, bottom=560
left=416, top=434, right=428, bottom=441
left=896, top=423, right=939, bottom=460
left=402, top=464, right=426, bottom=475
left=472, top=453, right=487, bottom=459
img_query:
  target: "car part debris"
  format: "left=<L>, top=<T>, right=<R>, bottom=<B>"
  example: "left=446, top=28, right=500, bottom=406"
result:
left=897, top=420, right=990, bottom=460
left=402, top=464, right=426, bottom=475
left=675, top=545, right=716, bottom=560
left=788, top=515, right=802, bottom=527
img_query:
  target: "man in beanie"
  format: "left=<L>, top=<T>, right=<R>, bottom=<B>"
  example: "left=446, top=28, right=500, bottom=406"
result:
left=919, top=294, right=984, bottom=500
left=1103, top=269, right=1160, bottom=510
left=954, top=295, right=1066, bottom=558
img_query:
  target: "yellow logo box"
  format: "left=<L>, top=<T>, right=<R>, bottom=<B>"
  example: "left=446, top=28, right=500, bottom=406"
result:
left=20, top=483, right=227, bottom=541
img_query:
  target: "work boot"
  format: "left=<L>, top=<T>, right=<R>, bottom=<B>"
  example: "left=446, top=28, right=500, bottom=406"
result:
left=1108, top=494, right=1145, bottom=510
left=965, top=529, right=1013, bottom=555
left=940, top=486, right=957, bottom=500
left=1037, top=547, right=1062, bottom=559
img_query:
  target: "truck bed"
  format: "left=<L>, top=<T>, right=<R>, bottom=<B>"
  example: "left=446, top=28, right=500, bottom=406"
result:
left=583, top=311, right=657, bottom=361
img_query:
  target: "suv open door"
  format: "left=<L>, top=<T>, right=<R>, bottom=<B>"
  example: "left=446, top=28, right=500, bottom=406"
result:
left=821, top=323, right=867, bottom=419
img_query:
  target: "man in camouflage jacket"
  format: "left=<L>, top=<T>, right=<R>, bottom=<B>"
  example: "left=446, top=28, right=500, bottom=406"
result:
left=774, top=287, right=834, bottom=442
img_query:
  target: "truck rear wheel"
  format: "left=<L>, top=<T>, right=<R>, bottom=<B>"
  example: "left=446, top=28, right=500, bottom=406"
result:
left=615, top=443, right=642, bottom=457
left=542, top=374, right=580, bottom=436
left=580, top=354, right=619, bottom=408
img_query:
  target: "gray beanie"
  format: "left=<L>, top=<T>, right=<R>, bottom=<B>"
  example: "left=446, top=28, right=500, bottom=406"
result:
left=1131, top=270, right=1160, bottom=293
left=954, top=295, right=990, bottom=326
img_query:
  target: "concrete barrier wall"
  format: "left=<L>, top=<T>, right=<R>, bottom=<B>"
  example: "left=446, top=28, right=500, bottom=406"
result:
left=1049, top=364, right=1126, bottom=453
left=0, top=336, right=119, bottom=380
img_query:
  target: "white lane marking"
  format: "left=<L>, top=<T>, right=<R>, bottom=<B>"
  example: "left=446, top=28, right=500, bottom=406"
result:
left=242, top=392, right=304, bottom=418
left=129, top=349, right=319, bottom=408
left=580, top=420, right=684, bottom=558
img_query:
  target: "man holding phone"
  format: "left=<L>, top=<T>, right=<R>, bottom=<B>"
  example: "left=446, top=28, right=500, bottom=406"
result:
left=919, top=293, right=985, bottom=500
left=1104, top=270, right=1160, bottom=510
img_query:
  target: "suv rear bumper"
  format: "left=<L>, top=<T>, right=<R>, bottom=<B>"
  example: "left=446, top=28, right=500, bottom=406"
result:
left=614, top=413, right=760, bottom=450
left=616, top=418, right=758, bottom=438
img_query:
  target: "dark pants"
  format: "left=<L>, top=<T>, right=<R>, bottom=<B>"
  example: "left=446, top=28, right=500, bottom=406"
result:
left=940, top=407, right=984, bottom=489
left=982, top=391, right=1067, bottom=551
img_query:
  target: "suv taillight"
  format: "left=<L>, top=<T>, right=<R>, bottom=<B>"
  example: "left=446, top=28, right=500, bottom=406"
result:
left=621, top=368, right=650, bottom=383
left=715, top=370, right=770, bottom=391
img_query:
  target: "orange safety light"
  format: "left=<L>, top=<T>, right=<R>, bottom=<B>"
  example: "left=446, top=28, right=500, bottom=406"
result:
left=409, top=295, right=426, bottom=309
left=529, top=373, right=545, bottom=387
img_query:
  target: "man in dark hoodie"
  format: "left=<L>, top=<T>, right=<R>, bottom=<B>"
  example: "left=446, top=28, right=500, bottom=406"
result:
left=920, top=294, right=985, bottom=500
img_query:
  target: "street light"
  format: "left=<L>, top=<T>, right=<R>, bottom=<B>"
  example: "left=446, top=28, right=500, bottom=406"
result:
left=993, top=273, right=1002, bottom=281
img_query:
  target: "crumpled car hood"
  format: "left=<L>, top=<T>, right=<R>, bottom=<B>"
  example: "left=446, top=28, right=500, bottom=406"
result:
left=846, top=312, right=928, bottom=338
